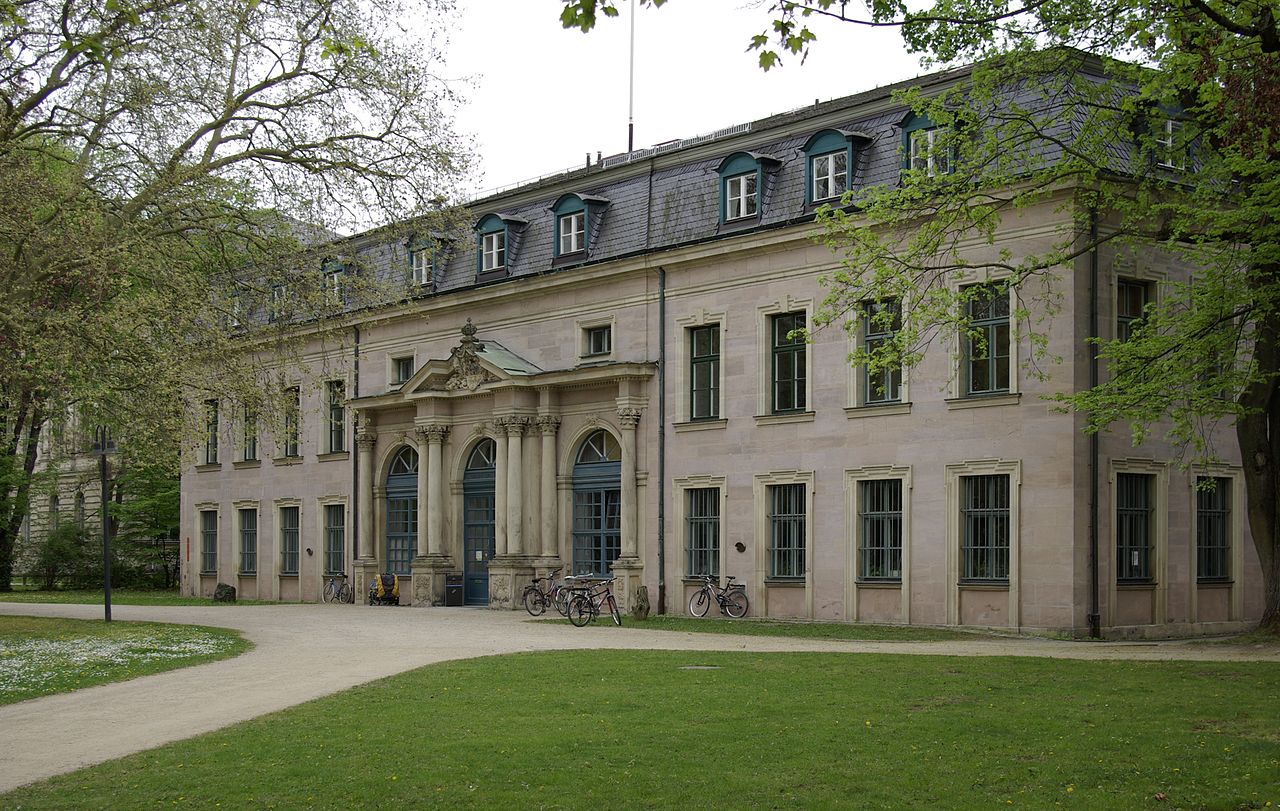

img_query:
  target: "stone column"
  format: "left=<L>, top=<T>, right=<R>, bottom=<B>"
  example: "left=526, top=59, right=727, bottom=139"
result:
left=504, top=417, right=529, bottom=555
left=422, top=425, right=449, bottom=556
left=355, top=427, right=378, bottom=599
left=413, top=428, right=430, bottom=558
left=494, top=423, right=508, bottom=557
left=617, top=408, right=642, bottom=558
left=537, top=416, right=561, bottom=559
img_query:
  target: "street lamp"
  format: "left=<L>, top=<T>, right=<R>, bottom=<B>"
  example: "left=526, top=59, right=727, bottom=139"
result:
left=91, top=426, right=116, bottom=622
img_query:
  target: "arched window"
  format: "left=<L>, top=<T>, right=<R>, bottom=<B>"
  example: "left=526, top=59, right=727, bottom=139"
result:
left=466, top=438, right=496, bottom=470
left=575, top=430, right=621, bottom=465
left=388, top=446, right=419, bottom=476
left=385, top=446, right=419, bottom=576
left=463, top=438, right=497, bottom=605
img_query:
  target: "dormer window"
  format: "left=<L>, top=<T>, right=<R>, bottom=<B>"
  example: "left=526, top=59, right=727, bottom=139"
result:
left=550, top=193, right=609, bottom=264
left=560, top=211, right=585, bottom=254
left=1156, top=119, right=1185, bottom=170
left=902, top=113, right=953, bottom=178
left=717, top=152, right=780, bottom=225
left=474, top=212, right=525, bottom=281
left=803, top=129, right=867, bottom=205
left=411, top=247, right=432, bottom=286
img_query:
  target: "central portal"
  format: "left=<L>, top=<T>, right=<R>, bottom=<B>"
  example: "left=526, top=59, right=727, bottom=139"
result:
left=463, top=438, right=496, bottom=604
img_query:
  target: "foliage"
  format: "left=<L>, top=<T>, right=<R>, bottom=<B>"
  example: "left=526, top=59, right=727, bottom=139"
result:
left=0, top=615, right=248, bottom=705
left=3, top=650, right=1277, bottom=807
left=31, top=524, right=92, bottom=590
left=0, top=0, right=471, bottom=589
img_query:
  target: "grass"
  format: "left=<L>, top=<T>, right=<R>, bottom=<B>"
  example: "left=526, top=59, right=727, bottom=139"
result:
left=0, top=616, right=249, bottom=705
left=2, top=650, right=1277, bottom=809
left=604, top=614, right=996, bottom=641
left=0, top=589, right=282, bottom=606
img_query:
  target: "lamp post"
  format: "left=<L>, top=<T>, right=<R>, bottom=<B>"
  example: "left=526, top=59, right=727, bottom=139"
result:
left=91, top=426, right=116, bottom=622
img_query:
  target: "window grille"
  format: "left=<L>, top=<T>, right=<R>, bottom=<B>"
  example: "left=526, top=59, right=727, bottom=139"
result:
left=280, top=506, right=300, bottom=575
left=768, top=483, right=805, bottom=579
left=686, top=488, right=720, bottom=577
left=961, top=474, right=1009, bottom=581
left=859, top=479, right=902, bottom=580
left=239, top=509, right=257, bottom=574
left=1196, top=476, right=1230, bottom=582
left=1116, top=473, right=1153, bottom=582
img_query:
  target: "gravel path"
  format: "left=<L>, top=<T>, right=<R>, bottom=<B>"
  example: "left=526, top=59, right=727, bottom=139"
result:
left=1, top=601, right=1276, bottom=794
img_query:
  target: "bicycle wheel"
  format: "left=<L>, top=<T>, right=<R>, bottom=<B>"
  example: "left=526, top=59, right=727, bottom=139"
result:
left=689, top=588, right=711, bottom=617
left=338, top=582, right=354, bottom=604
left=723, top=589, right=749, bottom=618
left=552, top=586, right=570, bottom=617
left=523, top=586, right=547, bottom=617
left=322, top=580, right=335, bottom=603
left=568, top=595, right=593, bottom=627
left=608, top=594, right=621, bottom=626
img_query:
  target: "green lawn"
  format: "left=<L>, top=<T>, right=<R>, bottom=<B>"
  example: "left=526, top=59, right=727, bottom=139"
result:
left=0, top=589, right=282, bottom=606
left=607, top=614, right=996, bottom=641
left=0, top=616, right=249, bottom=705
left=2, top=651, right=1276, bottom=809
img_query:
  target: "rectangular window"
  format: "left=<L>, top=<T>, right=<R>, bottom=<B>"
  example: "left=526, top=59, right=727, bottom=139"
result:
left=1196, top=476, right=1230, bottom=582
left=909, top=127, right=951, bottom=176
left=961, top=474, right=1010, bottom=582
left=812, top=151, right=848, bottom=201
left=1156, top=119, right=1185, bottom=170
left=269, top=285, right=285, bottom=322
left=686, top=487, right=720, bottom=577
left=239, top=509, right=257, bottom=574
left=386, top=496, right=416, bottom=576
left=393, top=356, right=415, bottom=385
left=324, top=504, right=346, bottom=576
left=771, top=312, right=807, bottom=413
left=559, top=211, right=585, bottom=254
left=280, top=506, right=300, bottom=575
left=768, top=483, right=805, bottom=579
left=481, top=231, right=505, bottom=272
left=964, top=284, right=1010, bottom=396
left=1117, top=278, right=1151, bottom=342
left=725, top=172, right=758, bottom=220
left=204, top=400, right=219, bottom=464
left=325, top=270, right=344, bottom=304
left=689, top=325, right=720, bottom=420
left=200, top=510, right=218, bottom=575
left=327, top=380, right=346, bottom=453
left=242, top=406, right=258, bottom=462
left=1116, top=473, right=1153, bottom=582
left=585, top=325, right=611, bottom=357
left=859, top=479, right=902, bottom=580
left=283, top=387, right=300, bottom=458
left=863, top=300, right=901, bottom=404
left=411, top=248, right=432, bottom=286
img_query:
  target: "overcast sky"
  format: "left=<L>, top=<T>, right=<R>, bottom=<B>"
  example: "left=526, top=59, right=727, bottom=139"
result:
left=443, top=1, right=929, bottom=197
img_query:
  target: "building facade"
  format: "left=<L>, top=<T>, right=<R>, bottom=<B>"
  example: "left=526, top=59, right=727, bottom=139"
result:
left=180, top=60, right=1263, bottom=637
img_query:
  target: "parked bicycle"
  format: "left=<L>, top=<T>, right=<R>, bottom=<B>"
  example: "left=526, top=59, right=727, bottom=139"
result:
left=523, top=569, right=570, bottom=617
left=567, top=576, right=621, bottom=627
left=322, top=574, right=354, bottom=604
left=688, top=574, right=748, bottom=618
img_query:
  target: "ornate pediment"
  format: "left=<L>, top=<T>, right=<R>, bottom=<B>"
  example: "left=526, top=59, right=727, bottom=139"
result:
left=442, top=318, right=499, bottom=391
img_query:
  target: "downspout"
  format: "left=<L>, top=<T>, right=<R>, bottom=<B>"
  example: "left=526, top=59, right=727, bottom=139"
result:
left=657, top=265, right=667, bottom=614
left=352, top=325, right=361, bottom=560
left=1088, top=209, right=1101, bottom=639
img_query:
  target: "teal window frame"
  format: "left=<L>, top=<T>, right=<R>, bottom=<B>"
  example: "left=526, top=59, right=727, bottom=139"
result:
left=963, top=284, right=1010, bottom=396
left=1196, top=476, right=1230, bottom=582
left=552, top=195, right=588, bottom=257
left=474, top=213, right=509, bottom=277
left=770, top=311, right=807, bottom=413
left=689, top=324, right=720, bottom=420
left=901, top=114, right=953, bottom=177
left=239, top=508, right=257, bottom=575
left=409, top=245, right=432, bottom=286
left=686, top=487, right=720, bottom=578
left=803, top=129, right=857, bottom=204
left=717, top=152, right=776, bottom=223
left=279, top=505, right=300, bottom=576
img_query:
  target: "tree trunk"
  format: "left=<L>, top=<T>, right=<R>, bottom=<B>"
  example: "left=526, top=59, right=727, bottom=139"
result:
left=1238, top=271, right=1280, bottom=633
left=0, top=398, right=44, bottom=592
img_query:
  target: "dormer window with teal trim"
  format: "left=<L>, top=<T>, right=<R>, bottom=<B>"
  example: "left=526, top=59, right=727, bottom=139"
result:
left=410, top=245, right=432, bottom=286
left=474, top=213, right=527, bottom=282
left=901, top=113, right=953, bottom=178
left=803, top=129, right=868, bottom=205
left=321, top=258, right=347, bottom=306
left=407, top=236, right=450, bottom=290
left=550, top=193, right=610, bottom=265
left=717, top=152, right=781, bottom=225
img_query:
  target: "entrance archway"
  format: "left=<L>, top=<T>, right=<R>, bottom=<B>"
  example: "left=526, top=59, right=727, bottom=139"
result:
left=571, top=429, right=621, bottom=576
left=385, top=446, right=418, bottom=576
left=462, top=438, right=496, bottom=604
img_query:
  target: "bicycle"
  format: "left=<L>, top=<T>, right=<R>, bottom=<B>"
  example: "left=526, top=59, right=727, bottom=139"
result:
left=322, top=574, right=354, bottom=604
left=688, top=574, right=748, bottom=618
left=567, top=576, right=621, bottom=627
left=522, top=569, right=570, bottom=617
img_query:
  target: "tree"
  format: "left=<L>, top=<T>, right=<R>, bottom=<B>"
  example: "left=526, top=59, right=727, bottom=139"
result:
left=561, top=0, right=1280, bottom=632
left=0, top=0, right=469, bottom=590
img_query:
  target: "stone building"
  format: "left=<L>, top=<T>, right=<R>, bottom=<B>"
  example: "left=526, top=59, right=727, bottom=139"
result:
left=180, top=57, right=1263, bottom=637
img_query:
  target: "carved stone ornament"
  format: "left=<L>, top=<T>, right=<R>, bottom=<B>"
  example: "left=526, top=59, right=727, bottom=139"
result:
left=617, top=407, right=643, bottom=429
left=444, top=318, right=499, bottom=391
left=536, top=415, right=561, bottom=435
left=415, top=424, right=450, bottom=443
left=496, top=415, right=530, bottom=436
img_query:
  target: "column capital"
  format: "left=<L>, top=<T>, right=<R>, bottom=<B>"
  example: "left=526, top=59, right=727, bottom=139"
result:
left=356, top=431, right=377, bottom=452
left=617, top=407, right=643, bottom=429
left=496, top=415, right=531, bottom=436
left=535, top=415, right=561, bottom=436
left=414, top=424, right=450, bottom=444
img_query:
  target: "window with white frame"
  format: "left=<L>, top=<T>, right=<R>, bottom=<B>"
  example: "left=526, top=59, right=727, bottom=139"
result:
left=859, top=479, right=902, bottom=580
left=1156, top=119, right=1185, bottom=170
left=280, top=505, right=300, bottom=575
left=481, top=230, right=505, bottom=273
left=393, top=356, right=415, bottom=385
left=559, top=211, right=585, bottom=255
left=582, top=324, right=612, bottom=358
left=686, top=487, right=720, bottom=578
left=242, top=406, right=258, bottom=462
left=811, top=151, right=848, bottom=201
left=725, top=173, right=758, bottom=221
left=411, top=247, right=432, bottom=286
left=963, top=284, right=1010, bottom=396
left=960, top=474, right=1010, bottom=582
left=200, top=510, right=218, bottom=574
left=282, top=387, right=300, bottom=458
left=326, top=380, right=346, bottom=453
left=1117, top=278, right=1151, bottom=342
left=1195, top=476, right=1230, bottom=582
left=239, top=508, right=257, bottom=574
left=909, top=127, right=951, bottom=176
left=768, top=483, right=806, bottom=579
left=324, top=269, right=343, bottom=304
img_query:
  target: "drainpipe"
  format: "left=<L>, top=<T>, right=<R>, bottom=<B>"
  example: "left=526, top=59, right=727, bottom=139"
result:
left=352, top=325, right=361, bottom=560
left=657, top=266, right=667, bottom=614
left=1088, top=210, right=1101, bottom=639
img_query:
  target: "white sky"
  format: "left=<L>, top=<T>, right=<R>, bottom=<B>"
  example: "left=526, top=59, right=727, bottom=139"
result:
left=444, top=0, right=929, bottom=197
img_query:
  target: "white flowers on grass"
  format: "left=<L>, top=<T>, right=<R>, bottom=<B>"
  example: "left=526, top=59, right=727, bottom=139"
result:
left=0, top=628, right=235, bottom=698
